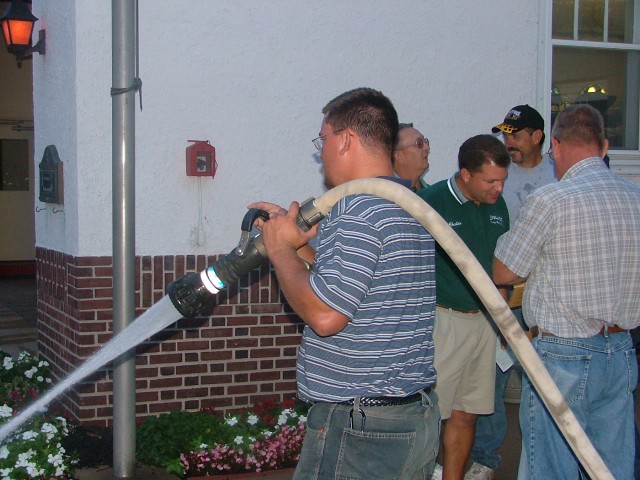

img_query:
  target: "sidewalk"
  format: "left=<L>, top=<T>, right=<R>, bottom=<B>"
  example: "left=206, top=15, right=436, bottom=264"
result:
left=0, top=277, right=38, bottom=356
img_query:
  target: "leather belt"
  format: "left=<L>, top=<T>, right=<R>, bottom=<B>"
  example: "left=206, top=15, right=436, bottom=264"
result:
left=436, top=304, right=480, bottom=314
left=529, top=325, right=627, bottom=338
left=339, top=387, right=432, bottom=407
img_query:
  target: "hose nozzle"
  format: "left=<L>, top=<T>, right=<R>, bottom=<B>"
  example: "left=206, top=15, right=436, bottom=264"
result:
left=168, top=198, right=324, bottom=318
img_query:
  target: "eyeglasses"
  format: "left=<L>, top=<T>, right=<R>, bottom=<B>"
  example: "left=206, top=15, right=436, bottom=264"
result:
left=546, top=146, right=554, bottom=160
left=312, top=129, right=345, bottom=150
left=398, top=137, right=430, bottom=152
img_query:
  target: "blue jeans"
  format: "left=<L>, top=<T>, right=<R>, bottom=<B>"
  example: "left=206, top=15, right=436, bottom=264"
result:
left=471, top=307, right=526, bottom=470
left=470, top=363, right=513, bottom=469
left=293, top=391, right=440, bottom=480
left=519, top=332, right=637, bottom=480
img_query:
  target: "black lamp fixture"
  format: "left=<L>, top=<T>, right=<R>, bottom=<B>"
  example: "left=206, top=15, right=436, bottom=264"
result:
left=0, top=0, right=45, bottom=65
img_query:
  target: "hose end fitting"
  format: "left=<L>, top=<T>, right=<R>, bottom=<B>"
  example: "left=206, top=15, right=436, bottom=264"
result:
left=168, top=271, right=218, bottom=318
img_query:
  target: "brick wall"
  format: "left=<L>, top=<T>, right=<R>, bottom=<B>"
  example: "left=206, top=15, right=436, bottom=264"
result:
left=36, top=246, right=303, bottom=426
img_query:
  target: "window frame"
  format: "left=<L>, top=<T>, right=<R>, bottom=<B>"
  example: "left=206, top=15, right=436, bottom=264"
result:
left=538, top=0, right=640, bottom=181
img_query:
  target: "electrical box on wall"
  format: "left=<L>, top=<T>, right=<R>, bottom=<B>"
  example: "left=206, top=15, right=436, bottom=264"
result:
left=39, top=145, right=64, bottom=204
left=186, top=140, right=217, bottom=177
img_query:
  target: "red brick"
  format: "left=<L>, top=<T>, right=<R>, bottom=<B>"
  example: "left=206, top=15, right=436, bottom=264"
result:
left=228, top=384, right=258, bottom=395
left=76, top=277, right=112, bottom=289
left=79, top=395, right=109, bottom=407
left=175, top=364, right=207, bottom=375
left=226, top=338, right=258, bottom=348
left=177, top=340, right=209, bottom=351
left=251, top=326, right=282, bottom=336
left=150, top=401, right=181, bottom=413
left=76, top=257, right=112, bottom=267
left=160, top=390, right=176, bottom=400
left=136, top=391, right=159, bottom=402
left=200, top=374, right=233, bottom=385
left=177, top=387, right=207, bottom=399
left=250, top=348, right=281, bottom=359
left=149, top=353, right=183, bottom=364
left=250, top=370, right=280, bottom=381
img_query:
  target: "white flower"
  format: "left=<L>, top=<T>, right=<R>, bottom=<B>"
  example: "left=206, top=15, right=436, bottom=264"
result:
left=38, top=360, right=49, bottom=368
left=299, top=415, right=307, bottom=424
left=24, top=366, right=38, bottom=379
left=262, top=430, right=273, bottom=438
left=0, top=405, right=13, bottom=418
left=199, top=443, right=208, bottom=449
left=247, top=414, right=259, bottom=425
left=36, top=375, right=44, bottom=382
left=16, top=449, right=36, bottom=466
left=234, top=435, right=244, bottom=445
left=225, top=416, right=239, bottom=427
left=41, top=422, right=58, bottom=441
left=41, top=423, right=58, bottom=435
left=2, top=357, right=13, bottom=370
left=21, top=430, right=38, bottom=441
left=47, top=452, right=64, bottom=467
left=0, top=466, right=13, bottom=478
left=0, top=445, right=9, bottom=459
left=286, top=409, right=298, bottom=418
left=277, top=408, right=297, bottom=426
left=26, top=463, right=44, bottom=476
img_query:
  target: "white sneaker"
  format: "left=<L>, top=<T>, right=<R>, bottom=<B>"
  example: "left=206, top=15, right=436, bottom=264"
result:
left=430, top=463, right=443, bottom=480
left=464, top=462, right=495, bottom=480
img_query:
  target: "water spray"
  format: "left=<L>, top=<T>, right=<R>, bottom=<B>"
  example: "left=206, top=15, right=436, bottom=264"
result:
left=0, top=179, right=612, bottom=479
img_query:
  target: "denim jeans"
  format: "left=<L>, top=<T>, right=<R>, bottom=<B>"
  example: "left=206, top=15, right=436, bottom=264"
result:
left=293, top=391, right=440, bottom=480
left=471, top=307, right=526, bottom=470
left=470, top=363, right=513, bottom=469
left=518, top=332, right=637, bottom=480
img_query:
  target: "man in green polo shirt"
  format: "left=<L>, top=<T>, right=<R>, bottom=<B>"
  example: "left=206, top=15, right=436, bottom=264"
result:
left=419, top=134, right=510, bottom=480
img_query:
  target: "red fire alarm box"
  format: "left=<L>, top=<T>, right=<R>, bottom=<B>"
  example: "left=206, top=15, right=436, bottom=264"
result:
left=186, top=140, right=217, bottom=177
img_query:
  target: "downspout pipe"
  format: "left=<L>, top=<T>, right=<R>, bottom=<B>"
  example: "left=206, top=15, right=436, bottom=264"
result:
left=111, top=0, right=137, bottom=477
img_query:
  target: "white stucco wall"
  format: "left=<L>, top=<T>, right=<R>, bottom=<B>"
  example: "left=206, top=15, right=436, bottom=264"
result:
left=33, top=0, right=541, bottom=257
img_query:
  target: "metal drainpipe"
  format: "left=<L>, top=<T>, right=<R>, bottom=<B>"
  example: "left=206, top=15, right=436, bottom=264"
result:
left=111, top=0, right=137, bottom=477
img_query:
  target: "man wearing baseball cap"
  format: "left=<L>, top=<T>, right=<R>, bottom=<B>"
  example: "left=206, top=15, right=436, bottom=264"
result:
left=491, top=105, right=556, bottom=221
left=464, top=105, right=556, bottom=480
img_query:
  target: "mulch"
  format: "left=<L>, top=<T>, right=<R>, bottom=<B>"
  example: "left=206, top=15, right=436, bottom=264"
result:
left=63, top=424, right=114, bottom=468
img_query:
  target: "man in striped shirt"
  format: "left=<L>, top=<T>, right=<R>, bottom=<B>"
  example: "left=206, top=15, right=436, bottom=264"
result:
left=252, top=87, right=439, bottom=479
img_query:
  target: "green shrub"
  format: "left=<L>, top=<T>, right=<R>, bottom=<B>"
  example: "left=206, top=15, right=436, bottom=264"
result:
left=136, top=398, right=309, bottom=476
left=136, top=410, right=230, bottom=468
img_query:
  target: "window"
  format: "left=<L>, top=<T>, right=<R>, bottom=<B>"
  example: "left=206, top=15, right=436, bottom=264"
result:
left=550, top=0, right=639, bottom=151
left=0, top=139, right=29, bottom=191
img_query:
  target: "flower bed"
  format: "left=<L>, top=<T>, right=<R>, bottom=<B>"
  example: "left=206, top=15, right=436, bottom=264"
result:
left=0, top=349, right=76, bottom=480
left=137, top=398, right=308, bottom=478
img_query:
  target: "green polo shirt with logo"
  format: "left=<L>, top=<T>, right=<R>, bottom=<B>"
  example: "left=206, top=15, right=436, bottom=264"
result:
left=418, top=174, right=509, bottom=312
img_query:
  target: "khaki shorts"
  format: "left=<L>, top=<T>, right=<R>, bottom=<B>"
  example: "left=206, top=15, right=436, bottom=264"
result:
left=433, top=306, right=497, bottom=419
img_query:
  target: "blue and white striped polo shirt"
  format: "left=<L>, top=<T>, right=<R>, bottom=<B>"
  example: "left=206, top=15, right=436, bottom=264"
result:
left=298, top=193, right=436, bottom=402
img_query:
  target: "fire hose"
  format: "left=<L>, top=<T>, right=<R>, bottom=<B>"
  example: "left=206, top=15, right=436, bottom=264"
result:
left=168, top=177, right=612, bottom=479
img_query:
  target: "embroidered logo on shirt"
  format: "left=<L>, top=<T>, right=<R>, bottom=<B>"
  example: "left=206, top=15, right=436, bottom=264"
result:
left=449, top=221, right=462, bottom=227
left=490, top=215, right=505, bottom=226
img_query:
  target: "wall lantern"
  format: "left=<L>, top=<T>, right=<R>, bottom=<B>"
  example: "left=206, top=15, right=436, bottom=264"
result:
left=0, top=0, right=46, bottom=65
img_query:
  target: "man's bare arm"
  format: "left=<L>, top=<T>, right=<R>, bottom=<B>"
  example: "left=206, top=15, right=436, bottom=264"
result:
left=493, top=257, right=527, bottom=286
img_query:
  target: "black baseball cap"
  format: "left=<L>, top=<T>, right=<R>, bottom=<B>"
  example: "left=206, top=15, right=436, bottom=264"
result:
left=492, top=104, right=544, bottom=134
